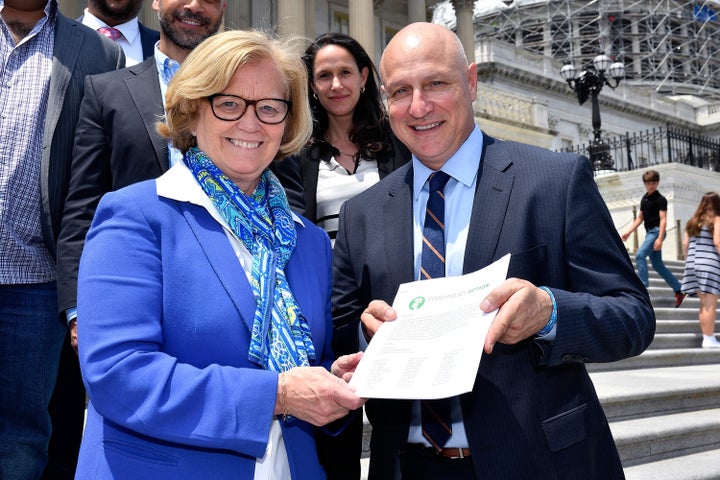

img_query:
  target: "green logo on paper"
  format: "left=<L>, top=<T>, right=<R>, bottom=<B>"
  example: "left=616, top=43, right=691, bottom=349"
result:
left=409, top=296, right=426, bottom=310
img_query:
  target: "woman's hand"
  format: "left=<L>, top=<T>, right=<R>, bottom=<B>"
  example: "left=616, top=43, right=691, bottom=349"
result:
left=330, top=352, right=363, bottom=382
left=275, top=365, right=366, bottom=427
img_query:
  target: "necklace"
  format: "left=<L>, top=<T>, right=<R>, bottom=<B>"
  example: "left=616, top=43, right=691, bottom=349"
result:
left=335, top=149, right=356, bottom=159
left=324, top=136, right=358, bottom=157
left=328, top=141, right=357, bottom=159
left=326, top=140, right=361, bottom=173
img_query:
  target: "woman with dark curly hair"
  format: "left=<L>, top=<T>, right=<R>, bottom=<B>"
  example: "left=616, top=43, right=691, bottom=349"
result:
left=282, top=32, right=410, bottom=242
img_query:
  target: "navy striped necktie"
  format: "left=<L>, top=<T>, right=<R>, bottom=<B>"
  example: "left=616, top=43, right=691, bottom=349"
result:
left=420, top=170, right=453, bottom=450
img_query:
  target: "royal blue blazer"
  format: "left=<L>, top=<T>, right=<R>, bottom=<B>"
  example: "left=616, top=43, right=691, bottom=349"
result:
left=76, top=167, right=333, bottom=479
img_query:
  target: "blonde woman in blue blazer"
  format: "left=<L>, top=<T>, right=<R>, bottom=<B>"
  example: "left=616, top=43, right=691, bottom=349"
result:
left=75, top=30, right=364, bottom=480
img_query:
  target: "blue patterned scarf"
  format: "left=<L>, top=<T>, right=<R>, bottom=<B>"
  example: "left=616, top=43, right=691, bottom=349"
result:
left=184, top=147, right=315, bottom=372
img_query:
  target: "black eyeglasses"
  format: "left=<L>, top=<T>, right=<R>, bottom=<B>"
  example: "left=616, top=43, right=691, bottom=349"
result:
left=207, top=94, right=291, bottom=125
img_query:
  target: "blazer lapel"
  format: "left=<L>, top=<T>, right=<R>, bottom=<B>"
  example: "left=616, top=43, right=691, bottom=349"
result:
left=463, top=134, right=515, bottom=274
left=383, top=165, right=416, bottom=286
left=180, top=203, right=257, bottom=332
left=126, top=59, right=169, bottom=173
left=45, top=16, right=79, bottom=149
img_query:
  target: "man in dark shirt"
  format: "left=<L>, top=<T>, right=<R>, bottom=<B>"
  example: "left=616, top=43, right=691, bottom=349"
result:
left=622, top=169, right=685, bottom=307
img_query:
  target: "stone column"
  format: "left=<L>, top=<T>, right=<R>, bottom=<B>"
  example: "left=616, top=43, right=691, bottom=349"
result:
left=453, top=0, right=475, bottom=64
left=58, top=0, right=83, bottom=19
left=407, top=0, right=427, bottom=23
left=228, top=0, right=253, bottom=30
left=278, top=0, right=306, bottom=37
left=349, top=0, right=375, bottom=62
left=306, top=0, right=316, bottom=39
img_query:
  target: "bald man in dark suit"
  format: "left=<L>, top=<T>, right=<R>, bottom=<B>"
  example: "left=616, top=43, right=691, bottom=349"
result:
left=332, top=22, right=655, bottom=480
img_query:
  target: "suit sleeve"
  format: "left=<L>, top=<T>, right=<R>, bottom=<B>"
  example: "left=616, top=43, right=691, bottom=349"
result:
left=271, top=155, right=306, bottom=216
left=535, top=156, right=656, bottom=366
left=331, top=202, right=365, bottom=356
left=56, top=74, right=114, bottom=314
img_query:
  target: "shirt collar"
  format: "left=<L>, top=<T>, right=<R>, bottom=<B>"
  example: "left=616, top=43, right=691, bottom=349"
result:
left=156, top=161, right=305, bottom=227
left=412, top=124, right=483, bottom=200
left=81, top=8, right=140, bottom=44
left=154, top=45, right=180, bottom=85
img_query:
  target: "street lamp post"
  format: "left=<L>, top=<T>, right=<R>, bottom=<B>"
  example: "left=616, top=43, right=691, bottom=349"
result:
left=560, top=54, right=625, bottom=171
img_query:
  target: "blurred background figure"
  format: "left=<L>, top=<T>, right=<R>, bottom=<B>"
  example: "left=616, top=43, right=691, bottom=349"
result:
left=621, top=169, right=685, bottom=308
left=53, top=2, right=225, bottom=477
left=279, top=32, right=409, bottom=243
left=681, top=192, right=720, bottom=348
left=80, top=0, right=159, bottom=66
left=0, top=1, right=123, bottom=479
left=74, top=30, right=363, bottom=480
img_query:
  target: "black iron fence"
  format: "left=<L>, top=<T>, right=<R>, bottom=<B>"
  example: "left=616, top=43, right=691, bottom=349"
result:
left=560, top=123, right=720, bottom=175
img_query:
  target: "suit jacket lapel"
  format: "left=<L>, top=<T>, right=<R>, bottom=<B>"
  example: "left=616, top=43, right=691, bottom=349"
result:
left=463, top=134, right=515, bottom=274
left=126, top=58, right=169, bottom=173
left=383, top=165, right=416, bottom=286
left=45, top=16, right=79, bottom=150
left=180, top=203, right=257, bottom=332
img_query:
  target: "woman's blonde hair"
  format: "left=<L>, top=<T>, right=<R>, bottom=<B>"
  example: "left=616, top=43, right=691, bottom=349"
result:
left=157, top=30, right=312, bottom=159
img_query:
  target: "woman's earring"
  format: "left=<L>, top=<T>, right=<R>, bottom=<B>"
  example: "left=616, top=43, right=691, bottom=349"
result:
left=313, top=92, right=318, bottom=100
left=360, top=85, right=366, bottom=94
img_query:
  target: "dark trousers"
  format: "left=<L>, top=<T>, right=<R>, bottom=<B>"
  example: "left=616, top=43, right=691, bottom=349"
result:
left=317, top=408, right=363, bottom=480
left=42, top=330, right=86, bottom=480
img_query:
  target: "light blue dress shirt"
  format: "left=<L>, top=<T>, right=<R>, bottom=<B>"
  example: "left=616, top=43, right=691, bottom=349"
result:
left=154, top=45, right=183, bottom=168
left=406, top=125, right=484, bottom=449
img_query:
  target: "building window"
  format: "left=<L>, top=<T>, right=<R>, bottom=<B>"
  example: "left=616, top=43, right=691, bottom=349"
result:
left=384, top=25, right=399, bottom=47
left=332, top=9, right=349, bottom=33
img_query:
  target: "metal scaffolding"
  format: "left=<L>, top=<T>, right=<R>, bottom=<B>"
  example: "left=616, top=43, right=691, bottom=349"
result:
left=435, top=0, right=720, bottom=100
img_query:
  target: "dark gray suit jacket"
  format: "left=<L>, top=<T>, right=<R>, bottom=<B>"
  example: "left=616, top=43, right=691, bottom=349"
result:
left=332, top=132, right=655, bottom=479
left=40, top=14, right=124, bottom=261
left=57, top=57, right=167, bottom=314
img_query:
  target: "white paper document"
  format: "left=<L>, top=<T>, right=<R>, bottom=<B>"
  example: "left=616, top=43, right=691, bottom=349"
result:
left=349, top=254, right=511, bottom=399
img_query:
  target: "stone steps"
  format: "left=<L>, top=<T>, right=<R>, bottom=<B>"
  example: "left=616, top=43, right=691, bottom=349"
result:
left=623, top=448, right=720, bottom=480
left=613, top=408, right=720, bottom=467
left=587, top=348, right=720, bottom=372
left=608, top=261, right=720, bottom=479
left=591, top=365, right=720, bottom=422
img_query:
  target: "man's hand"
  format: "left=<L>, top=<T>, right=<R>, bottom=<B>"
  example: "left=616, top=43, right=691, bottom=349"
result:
left=331, top=352, right=364, bottom=382
left=360, top=300, right=397, bottom=341
left=480, top=278, right=553, bottom=354
left=69, top=319, right=78, bottom=355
